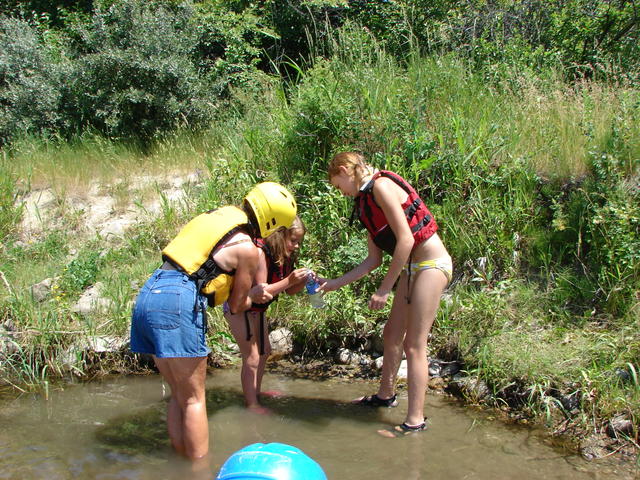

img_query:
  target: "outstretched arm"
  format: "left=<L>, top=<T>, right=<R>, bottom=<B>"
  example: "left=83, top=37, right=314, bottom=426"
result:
left=320, top=235, right=383, bottom=292
left=284, top=268, right=308, bottom=294
left=260, top=267, right=308, bottom=297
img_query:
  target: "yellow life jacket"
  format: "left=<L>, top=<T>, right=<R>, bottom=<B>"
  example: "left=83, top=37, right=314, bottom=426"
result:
left=162, top=206, right=250, bottom=306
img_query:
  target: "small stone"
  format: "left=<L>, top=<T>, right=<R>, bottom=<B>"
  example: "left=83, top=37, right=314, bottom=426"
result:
left=429, top=377, right=445, bottom=389
left=397, top=359, right=408, bottom=379
left=374, top=356, right=384, bottom=370
left=269, top=328, right=293, bottom=356
left=335, top=348, right=360, bottom=365
left=72, top=282, right=114, bottom=315
left=30, top=277, right=54, bottom=302
left=606, top=415, right=633, bottom=438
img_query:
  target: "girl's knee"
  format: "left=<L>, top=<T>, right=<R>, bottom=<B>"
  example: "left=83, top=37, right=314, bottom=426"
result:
left=383, top=325, right=405, bottom=344
left=403, top=341, right=427, bottom=358
left=175, top=389, right=206, bottom=409
left=244, top=351, right=262, bottom=369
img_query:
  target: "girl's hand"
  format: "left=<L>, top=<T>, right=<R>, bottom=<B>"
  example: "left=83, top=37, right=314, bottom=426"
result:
left=288, top=268, right=309, bottom=285
left=317, top=277, right=338, bottom=292
left=368, top=288, right=390, bottom=310
left=249, top=283, right=273, bottom=303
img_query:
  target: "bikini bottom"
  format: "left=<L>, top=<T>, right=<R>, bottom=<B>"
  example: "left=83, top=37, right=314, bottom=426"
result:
left=404, top=256, right=453, bottom=284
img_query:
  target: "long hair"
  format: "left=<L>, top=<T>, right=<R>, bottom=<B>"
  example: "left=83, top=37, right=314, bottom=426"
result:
left=265, top=216, right=306, bottom=266
left=328, top=151, right=374, bottom=188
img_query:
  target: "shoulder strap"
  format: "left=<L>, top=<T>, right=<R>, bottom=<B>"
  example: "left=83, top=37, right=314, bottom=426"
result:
left=377, top=170, right=412, bottom=195
left=193, top=226, right=246, bottom=281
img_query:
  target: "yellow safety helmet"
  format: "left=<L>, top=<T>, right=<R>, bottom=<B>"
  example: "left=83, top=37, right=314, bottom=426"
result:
left=244, top=182, right=297, bottom=238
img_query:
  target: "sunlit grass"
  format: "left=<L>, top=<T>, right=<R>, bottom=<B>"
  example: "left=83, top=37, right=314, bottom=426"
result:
left=5, top=130, right=217, bottom=198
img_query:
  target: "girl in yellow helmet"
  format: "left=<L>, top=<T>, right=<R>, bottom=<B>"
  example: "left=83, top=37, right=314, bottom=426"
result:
left=130, top=182, right=296, bottom=468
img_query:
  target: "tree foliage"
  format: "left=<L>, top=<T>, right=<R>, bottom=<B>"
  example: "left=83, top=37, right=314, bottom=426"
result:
left=0, top=0, right=639, bottom=144
left=61, top=1, right=214, bottom=140
left=0, top=16, right=64, bottom=143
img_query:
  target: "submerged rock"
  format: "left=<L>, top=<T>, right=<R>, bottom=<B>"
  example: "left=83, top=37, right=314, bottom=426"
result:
left=446, top=375, right=490, bottom=401
left=580, top=433, right=617, bottom=460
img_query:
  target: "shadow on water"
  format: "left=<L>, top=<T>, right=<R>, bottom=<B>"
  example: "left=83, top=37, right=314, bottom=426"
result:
left=95, top=384, right=387, bottom=457
left=95, top=402, right=169, bottom=456
left=253, top=389, right=392, bottom=427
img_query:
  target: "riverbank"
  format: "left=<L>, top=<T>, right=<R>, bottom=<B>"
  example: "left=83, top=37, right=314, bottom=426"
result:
left=262, top=353, right=638, bottom=465
left=4, top=364, right=637, bottom=480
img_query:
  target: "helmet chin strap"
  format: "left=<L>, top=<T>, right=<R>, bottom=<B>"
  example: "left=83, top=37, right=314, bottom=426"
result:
left=242, top=202, right=260, bottom=238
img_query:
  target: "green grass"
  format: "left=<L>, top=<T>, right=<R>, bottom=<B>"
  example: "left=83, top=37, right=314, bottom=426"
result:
left=0, top=29, right=638, bottom=449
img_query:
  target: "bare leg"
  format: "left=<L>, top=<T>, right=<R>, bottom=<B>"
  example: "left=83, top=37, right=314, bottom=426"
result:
left=153, top=356, right=209, bottom=460
left=166, top=395, right=185, bottom=455
left=225, top=311, right=268, bottom=410
left=403, top=268, right=448, bottom=426
left=376, top=275, right=410, bottom=400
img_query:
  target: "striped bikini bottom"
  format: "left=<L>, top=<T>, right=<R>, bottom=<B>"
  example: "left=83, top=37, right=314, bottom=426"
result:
left=404, top=256, right=453, bottom=284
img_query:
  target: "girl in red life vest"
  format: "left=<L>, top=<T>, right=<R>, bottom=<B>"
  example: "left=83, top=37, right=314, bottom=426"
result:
left=321, top=152, right=452, bottom=435
left=224, top=216, right=308, bottom=413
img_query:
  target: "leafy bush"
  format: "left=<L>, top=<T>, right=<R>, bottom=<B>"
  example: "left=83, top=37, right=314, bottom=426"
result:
left=193, top=2, right=273, bottom=94
left=584, top=154, right=640, bottom=316
left=0, top=16, right=64, bottom=144
left=447, top=0, right=640, bottom=81
left=61, top=1, right=214, bottom=141
left=58, top=248, right=104, bottom=295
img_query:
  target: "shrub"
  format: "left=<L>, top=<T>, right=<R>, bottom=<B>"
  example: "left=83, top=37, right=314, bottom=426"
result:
left=61, top=0, right=215, bottom=141
left=193, top=2, right=273, bottom=95
left=0, top=16, right=64, bottom=144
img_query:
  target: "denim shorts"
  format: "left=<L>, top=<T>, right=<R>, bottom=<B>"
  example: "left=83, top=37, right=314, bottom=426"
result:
left=130, top=269, right=210, bottom=358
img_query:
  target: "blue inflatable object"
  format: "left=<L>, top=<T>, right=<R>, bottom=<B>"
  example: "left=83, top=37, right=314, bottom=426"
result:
left=215, top=442, right=327, bottom=480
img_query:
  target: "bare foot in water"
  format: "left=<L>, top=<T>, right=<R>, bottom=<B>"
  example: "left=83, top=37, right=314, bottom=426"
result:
left=260, top=390, right=284, bottom=398
left=247, top=404, right=272, bottom=415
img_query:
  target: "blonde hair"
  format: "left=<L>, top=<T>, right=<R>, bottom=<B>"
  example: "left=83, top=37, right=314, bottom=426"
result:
left=328, top=151, right=373, bottom=188
left=264, top=216, right=306, bottom=266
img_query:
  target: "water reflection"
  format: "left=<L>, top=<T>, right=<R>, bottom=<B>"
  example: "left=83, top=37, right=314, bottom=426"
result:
left=0, top=368, right=636, bottom=480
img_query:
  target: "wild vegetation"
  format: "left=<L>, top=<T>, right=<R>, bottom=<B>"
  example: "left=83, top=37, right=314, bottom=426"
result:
left=0, top=0, right=638, bottom=461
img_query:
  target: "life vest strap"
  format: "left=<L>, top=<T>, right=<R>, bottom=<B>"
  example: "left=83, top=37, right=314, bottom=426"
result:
left=404, top=198, right=422, bottom=219
left=244, top=311, right=266, bottom=355
left=411, top=214, right=432, bottom=234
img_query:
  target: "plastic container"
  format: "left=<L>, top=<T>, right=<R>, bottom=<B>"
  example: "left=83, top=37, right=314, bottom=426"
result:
left=215, top=442, right=327, bottom=480
left=305, top=274, right=326, bottom=309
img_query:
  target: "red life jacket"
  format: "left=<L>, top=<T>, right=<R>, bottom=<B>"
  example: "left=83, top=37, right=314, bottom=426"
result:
left=249, top=238, right=293, bottom=312
left=354, top=170, right=438, bottom=254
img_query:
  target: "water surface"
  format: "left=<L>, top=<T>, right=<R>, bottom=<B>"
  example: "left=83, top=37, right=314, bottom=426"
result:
left=0, top=368, right=635, bottom=479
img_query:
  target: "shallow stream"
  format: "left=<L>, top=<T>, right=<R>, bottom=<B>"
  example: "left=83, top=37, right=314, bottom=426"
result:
left=0, top=368, right=635, bottom=479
